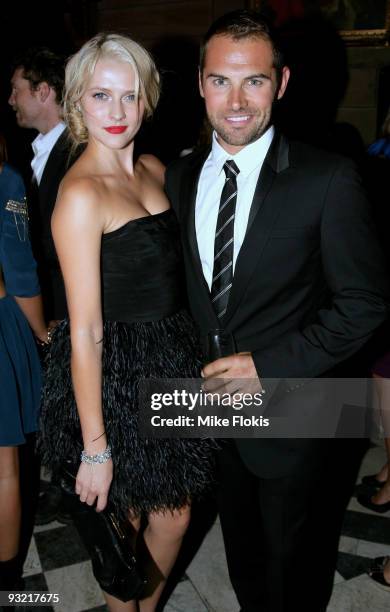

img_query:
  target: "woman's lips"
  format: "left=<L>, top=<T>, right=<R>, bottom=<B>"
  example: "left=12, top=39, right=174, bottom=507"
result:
left=104, top=126, right=127, bottom=134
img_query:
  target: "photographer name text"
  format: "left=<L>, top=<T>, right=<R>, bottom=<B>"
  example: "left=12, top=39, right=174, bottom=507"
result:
left=150, top=414, right=270, bottom=428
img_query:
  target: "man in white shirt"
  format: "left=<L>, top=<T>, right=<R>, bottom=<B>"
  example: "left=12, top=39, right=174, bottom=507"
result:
left=166, top=10, right=389, bottom=612
left=9, top=47, right=74, bottom=324
left=9, top=47, right=78, bottom=526
left=30, top=121, right=66, bottom=186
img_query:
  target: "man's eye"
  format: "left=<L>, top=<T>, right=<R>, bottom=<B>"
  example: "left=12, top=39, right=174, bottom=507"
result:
left=247, top=79, right=262, bottom=86
left=213, top=79, right=227, bottom=87
left=93, top=92, right=108, bottom=100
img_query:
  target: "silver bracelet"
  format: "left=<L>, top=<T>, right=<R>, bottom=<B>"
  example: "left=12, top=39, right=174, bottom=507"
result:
left=80, top=445, right=112, bottom=465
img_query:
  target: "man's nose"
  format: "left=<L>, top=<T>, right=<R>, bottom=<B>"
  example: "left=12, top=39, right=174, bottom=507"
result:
left=8, top=91, right=15, bottom=106
left=228, top=86, right=247, bottom=111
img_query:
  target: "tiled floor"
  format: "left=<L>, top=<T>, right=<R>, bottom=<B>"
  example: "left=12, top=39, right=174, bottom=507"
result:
left=23, top=442, right=390, bottom=611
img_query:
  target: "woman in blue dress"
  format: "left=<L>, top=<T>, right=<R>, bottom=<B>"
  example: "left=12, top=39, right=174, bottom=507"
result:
left=0, top=133, right=47, bottom=590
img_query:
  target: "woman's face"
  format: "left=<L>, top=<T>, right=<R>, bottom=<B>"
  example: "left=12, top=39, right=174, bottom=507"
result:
left=80, top=57, right=144, bottom=149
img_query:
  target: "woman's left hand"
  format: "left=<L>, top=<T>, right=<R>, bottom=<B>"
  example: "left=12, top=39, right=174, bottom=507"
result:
left=75, top=459, right=113, bottom=512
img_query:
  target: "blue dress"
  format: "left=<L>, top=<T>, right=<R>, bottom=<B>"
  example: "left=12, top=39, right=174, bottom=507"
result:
left=367, top=137, right=390, bottom=159
left=0, top=163, right=42, bottom=446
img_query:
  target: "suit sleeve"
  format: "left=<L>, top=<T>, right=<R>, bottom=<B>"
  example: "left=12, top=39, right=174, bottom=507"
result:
left=252, top=158, right=390, bottom=378
left=165, top=162, right=180, bottom=216
left=0, top=172, right=40, bottom=298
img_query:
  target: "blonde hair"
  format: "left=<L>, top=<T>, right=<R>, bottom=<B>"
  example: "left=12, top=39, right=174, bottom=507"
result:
left=63, top=33, right=160, bottom=144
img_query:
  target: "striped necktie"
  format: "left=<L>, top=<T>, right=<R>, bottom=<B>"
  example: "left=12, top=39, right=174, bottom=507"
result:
left=210, top=159, right=239, bottom=319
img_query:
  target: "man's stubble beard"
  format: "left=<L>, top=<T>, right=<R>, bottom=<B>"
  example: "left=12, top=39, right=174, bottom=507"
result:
left=208, top=108, right=272, bottom=148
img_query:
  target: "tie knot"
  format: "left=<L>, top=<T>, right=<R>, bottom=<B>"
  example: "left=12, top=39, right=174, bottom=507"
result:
left=223, top=160, right=239, bottom=180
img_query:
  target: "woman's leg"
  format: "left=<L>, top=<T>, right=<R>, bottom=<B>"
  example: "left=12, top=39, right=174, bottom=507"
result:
left=102, top=515, right=141, bottom=612
left=371, top=436, right=390, bottom=504
left=101, top=504, right=190, bottom=612
left=0, top=446, right=20, bottom=561
left=371, top=375, right=390, bottom=504
left=103, top=594, right=138, bottom=612
left=0, top=445, right=23, bottom=590
left=139, top=505, right=191, bottom=612
left=368, top=555, right=390, bottom=587
left=384, top=558, right=390, bottom=584
left=374, top=463, right=388, bottom=482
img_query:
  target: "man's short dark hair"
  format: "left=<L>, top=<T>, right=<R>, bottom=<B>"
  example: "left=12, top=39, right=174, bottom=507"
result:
left=12, top=47, right=66, bottom=104
left=200, top=10, right=285, bottom=86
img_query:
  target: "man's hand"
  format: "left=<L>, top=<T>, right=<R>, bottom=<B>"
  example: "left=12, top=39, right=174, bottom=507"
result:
left=202, top=352, right=262, bottom=396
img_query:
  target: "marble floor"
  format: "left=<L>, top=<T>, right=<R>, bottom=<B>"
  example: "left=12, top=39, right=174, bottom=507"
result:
left=22, top=441, right=390, bottom=612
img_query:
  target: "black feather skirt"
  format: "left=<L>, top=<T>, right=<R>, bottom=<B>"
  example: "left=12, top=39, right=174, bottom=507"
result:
left=38, top=310, right=217, bottom=519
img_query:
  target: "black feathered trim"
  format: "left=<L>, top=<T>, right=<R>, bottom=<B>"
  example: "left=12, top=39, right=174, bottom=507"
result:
left=38, top=311, right=217, bottom=519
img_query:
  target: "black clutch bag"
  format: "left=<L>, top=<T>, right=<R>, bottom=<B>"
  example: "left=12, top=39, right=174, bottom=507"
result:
left=60, top=466, right=146, bottom=602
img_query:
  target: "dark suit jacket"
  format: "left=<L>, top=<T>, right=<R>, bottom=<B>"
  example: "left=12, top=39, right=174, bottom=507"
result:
left=165, top=130, right=390, bottom=477
left=29, top=129, right=79, bottom=320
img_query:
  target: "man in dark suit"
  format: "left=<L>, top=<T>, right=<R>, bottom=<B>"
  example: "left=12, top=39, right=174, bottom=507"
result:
left=9, top=47, right=77, bottom=324
left=165, top=10, right=389, bottom=612
left=9, top=47, right=78, bottom=525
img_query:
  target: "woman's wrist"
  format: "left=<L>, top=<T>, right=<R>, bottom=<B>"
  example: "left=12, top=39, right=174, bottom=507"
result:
left=80, top=445, right=111, bottom=465
left=36, top=328, right=52, bottom=345
left=82, top=429, right=107, bottom=455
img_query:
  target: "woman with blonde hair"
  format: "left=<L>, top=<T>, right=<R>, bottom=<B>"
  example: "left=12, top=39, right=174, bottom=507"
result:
left=38, top=33, right=215, bottom=611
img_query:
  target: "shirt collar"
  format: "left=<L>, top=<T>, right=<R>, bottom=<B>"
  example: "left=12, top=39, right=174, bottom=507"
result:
left=32, top=121, right=66, bottom=157
left=209, top=125, right=275, bottom=178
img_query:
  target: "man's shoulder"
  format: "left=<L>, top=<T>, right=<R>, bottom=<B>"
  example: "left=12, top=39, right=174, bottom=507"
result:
left=46, top=129, right=82, bottom=176
left=167, top=145, right=210, bottom=178
left=46, top=129, right=71, bottom=164
left=51, top=129, right=75, bottom=156
left=287, top=138, right=353, bottom=172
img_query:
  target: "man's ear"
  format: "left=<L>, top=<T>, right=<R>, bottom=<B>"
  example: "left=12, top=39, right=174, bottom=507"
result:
left=36, top=81, right=51, bottom=103
left=198, top=69, right=205, bottom=99
left=276, top=66, right=290, bottom=100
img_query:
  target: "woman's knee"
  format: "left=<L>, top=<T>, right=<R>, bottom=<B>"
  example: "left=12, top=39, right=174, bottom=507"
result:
left=149, top=505, right=191, bottom=539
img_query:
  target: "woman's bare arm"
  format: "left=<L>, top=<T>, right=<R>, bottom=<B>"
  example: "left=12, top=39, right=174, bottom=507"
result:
left=52, top=178, right=112, bottom=511
left=14, top=294, right=47, bottom=342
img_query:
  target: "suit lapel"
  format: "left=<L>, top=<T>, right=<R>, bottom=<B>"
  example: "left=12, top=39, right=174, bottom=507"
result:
left=246, top=131, right=289, bottom=232
left=223, top=131, right=290, bottom=326
left=38, top=130, right=69, bottom=210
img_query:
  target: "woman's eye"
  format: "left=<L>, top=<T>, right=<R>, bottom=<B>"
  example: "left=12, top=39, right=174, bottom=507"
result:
left=124, top=94, right=136, bottom=102
left=92, top=92, right=108, bottom=100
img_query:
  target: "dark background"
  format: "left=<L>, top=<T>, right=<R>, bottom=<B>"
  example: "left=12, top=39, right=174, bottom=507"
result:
left=1, top=0, right=389, bottom=174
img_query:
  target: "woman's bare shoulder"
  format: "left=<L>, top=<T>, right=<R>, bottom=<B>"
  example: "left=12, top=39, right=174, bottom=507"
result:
left=137, top=154, right=166, bottom=185
left=54, top=173, right=105, bottom=227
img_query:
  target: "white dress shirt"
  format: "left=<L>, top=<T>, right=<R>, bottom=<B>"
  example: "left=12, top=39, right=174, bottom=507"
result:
left=31, top=122, right=66, bottom=185
left=195, top=125, right=274, bottom=289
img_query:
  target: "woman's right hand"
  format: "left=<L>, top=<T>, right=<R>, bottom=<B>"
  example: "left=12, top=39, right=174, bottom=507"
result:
left=75, top=459, right=113, bottom=512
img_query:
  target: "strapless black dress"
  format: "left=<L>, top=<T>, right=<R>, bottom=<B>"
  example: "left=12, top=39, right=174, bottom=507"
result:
left=39, top=210, right=216, bottom=518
